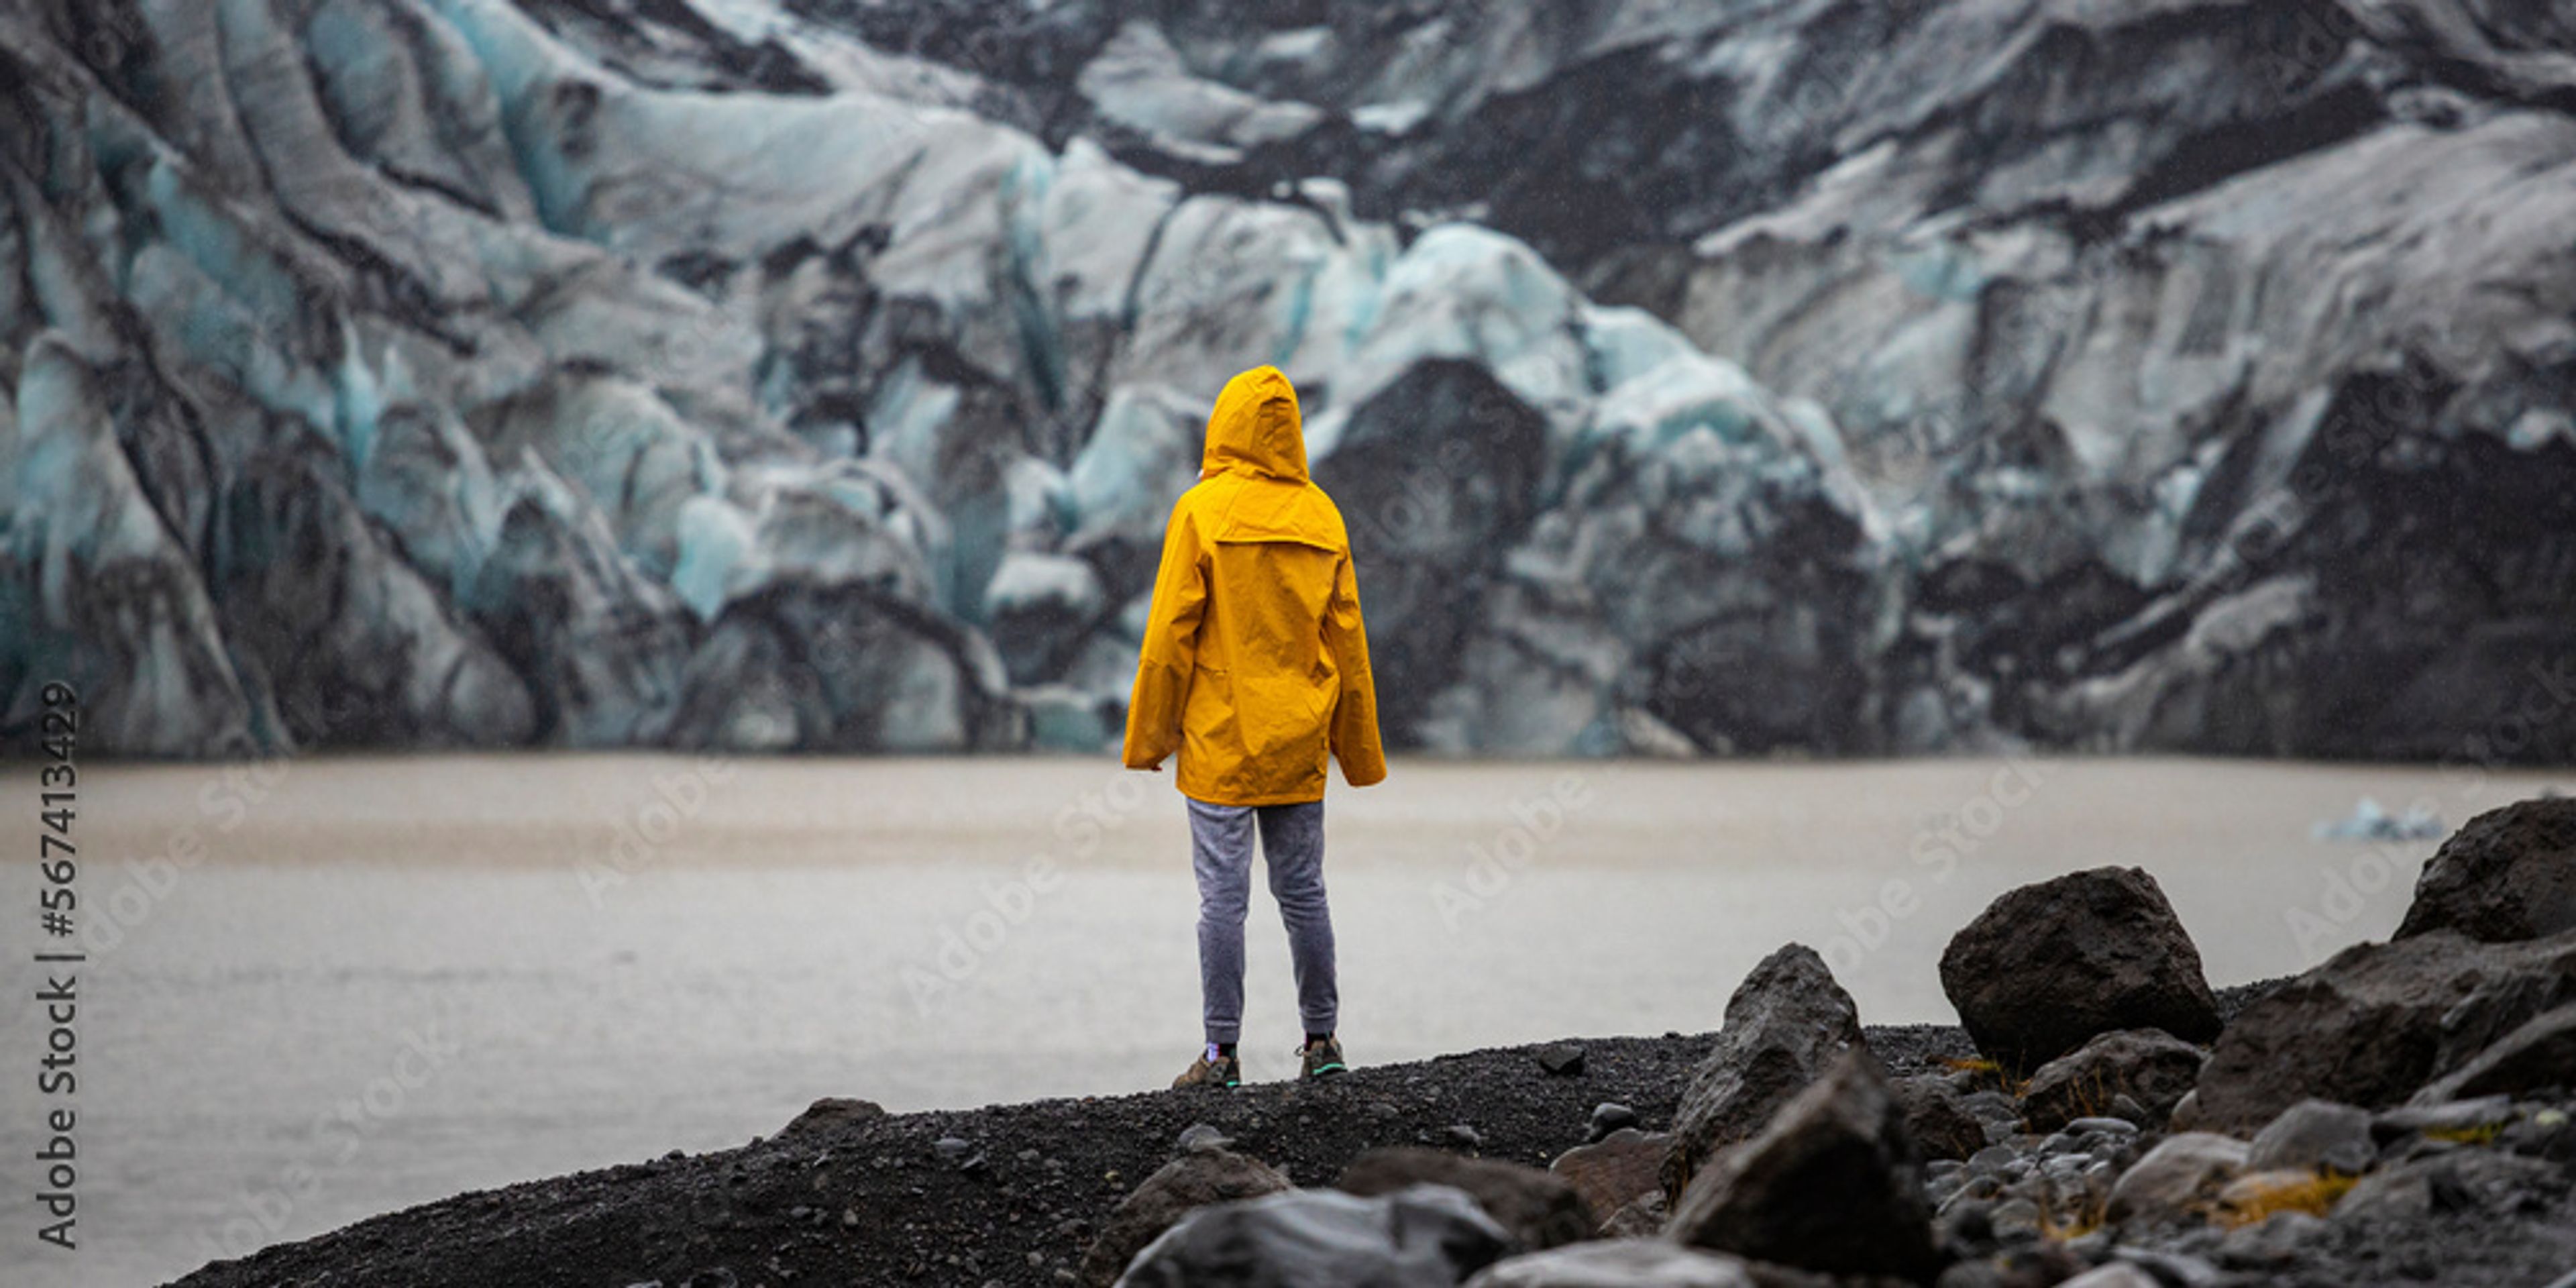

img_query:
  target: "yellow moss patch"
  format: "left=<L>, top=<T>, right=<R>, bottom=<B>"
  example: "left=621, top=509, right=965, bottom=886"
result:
left=2039, top=1195, right=2106, bottom=1242
left=2424, top=1122, right=2504, bottom=1146
left=2212, top=1171, right=2357, bottom=1228
left=1939, top=1055, right=2022, bottom=1094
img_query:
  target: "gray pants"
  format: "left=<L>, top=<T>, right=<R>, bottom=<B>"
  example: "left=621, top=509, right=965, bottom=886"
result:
left=1187, top=796, right=1337, bottom=1044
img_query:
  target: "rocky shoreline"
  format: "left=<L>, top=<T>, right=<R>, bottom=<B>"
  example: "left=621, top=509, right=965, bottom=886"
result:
left=170, top=798, right=2576, bottom=1288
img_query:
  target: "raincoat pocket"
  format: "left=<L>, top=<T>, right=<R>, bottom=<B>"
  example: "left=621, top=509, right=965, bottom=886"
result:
left=1181, top=663, right=1238, bottom=776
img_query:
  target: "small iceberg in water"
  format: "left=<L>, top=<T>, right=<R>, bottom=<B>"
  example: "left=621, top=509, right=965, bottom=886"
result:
left=2312, top=796, right=2445, bottom=842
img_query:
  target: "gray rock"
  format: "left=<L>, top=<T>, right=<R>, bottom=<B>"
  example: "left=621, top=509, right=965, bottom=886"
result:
left=1463, top=1240, right=1758, bottom=1288
left=2373, top=1095, right=2518, bottom=1142
left=1666, top=1049, right=1939, bottom=1281
left=1177, top=1124, right=1235, bottom=1155
left=1986, top=1196, right=2043, bottom=1242
left=2395, top=798, right=2576, bottom=943
left=2330, top=1149, right=2570, bottom=1225
left=2192, top=930, right=2576, bottom=1132
left=1599, top=1191, right=1667, bottom=1240
left=1115, top=1183, right=1509, bottom=1288
left=2065, top=1117, right=2139, bottom=1137
left=2504, top=1108, right=2576, bottom=1163
left=2247, top=1100, right=2375, bottom=1175
left=1895, top=1074, right=1992, bottom=1162
left=2055, top=1265, right=2162, bottom=1288
left=2167, top=1090, right=2205, bottom=1134
left=1587, top=1103, right=1639, bottom=1142
left=1081, top=1148, right=1293, bottom=1287
left=1942, top=869, right=2220, bottom=1075
left=1338, top=1147, right=1594, bottom=1252
left=2216, top=1208, right=2328, bottom=1270
left=1536, top=1043, right=1587, bottom=1077
left=2019, top=1028, right=2208, bottom=1134
left=1660, top=944, right=1866, bottom=1199
left=2410, top=1002, right=2576, bottom=1104
left=778, top=1097, right=887, bottom=1138
left=2104, top=1132, right=2249, bottom=1224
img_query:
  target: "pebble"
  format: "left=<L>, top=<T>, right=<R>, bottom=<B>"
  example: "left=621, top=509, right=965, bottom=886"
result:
left=2067, top=1116, right=2139, bottom=1136
left=1176, top=1123, right=1234, bottom=1154
left=1536, top=1042, right=1587, bottom=1075
left=1587, top=1102, right=1638, bottom=1142
left=2373, top=1095, right=2514, bottom=1138
left=1444, top=1123, right=1485, bottom=1151
left=2216, top=1210, right=2326, bottom=1269
left=1942, top=1197, right=1994, bottom=1244
left=1964, top=1090, right=2021, bottom=1118
left=1990, top=1196, right=2043, bottom=1241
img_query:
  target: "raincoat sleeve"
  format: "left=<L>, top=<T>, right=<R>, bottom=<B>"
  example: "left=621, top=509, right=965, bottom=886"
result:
left=1322, top=549, right=1387, bottom=787
left=1121, top=500, right=1209, bottom=770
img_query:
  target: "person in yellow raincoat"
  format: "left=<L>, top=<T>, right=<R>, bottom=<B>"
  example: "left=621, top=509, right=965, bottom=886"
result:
left=1122, top=364, right=1385, bottom=1089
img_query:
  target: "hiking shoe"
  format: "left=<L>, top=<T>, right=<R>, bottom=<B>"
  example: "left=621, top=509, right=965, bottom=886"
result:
left=1173, top=1050, right=1241, bottom=1089
left=1299, top=1034, right=1348, bottom=1079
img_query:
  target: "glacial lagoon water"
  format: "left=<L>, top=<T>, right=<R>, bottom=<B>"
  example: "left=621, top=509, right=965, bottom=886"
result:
left=3, top=752, right=2569, bottom=1287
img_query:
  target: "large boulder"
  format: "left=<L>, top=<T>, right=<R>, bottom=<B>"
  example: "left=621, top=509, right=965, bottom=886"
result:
left=2191, top=930, right=2576, bottom=1133
left=1463, top=1240, right=1759, bottom=1288
left=1939, top=867, right=2220, bottom=1073
left=2331, top=1148, right=2570, bottom=1226
left=1116, top=1183, right=1511, bottom=1288
left=1546, top=1130, right=1670, bottom=1234
left=1666, top=1049, right=1939, bottom=1282
left=1338, top=1148, right=1595, bottom=1252
left=2017, top=1029, right=2208, bottom=1134
left=1660, top=944, right=1867, bottom=1199
left=2394, top=798, right=2576, bottom=944
left=1082, top=1148, right=1294, bottom=1287
left=1892, top=1074, right=1990, bottom=1161
left=2408, top=1002, right=2576, bottom=1106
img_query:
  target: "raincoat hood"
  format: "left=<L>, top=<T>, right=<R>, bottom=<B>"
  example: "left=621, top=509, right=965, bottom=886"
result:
left=1201, top=365, right=1307, bottom=482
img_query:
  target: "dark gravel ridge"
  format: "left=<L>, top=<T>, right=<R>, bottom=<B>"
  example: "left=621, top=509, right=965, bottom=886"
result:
left=165, top=1022, right=1976, bottom=1288
left=171, top=977, right=2576, bottom=1288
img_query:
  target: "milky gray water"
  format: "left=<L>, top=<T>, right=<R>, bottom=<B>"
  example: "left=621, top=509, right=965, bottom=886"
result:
left=3, top=753, right=2566, bottom=1287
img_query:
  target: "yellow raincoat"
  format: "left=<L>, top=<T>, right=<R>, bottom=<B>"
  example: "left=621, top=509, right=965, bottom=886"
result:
left=1121, top=366, right=1387, bottom=804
